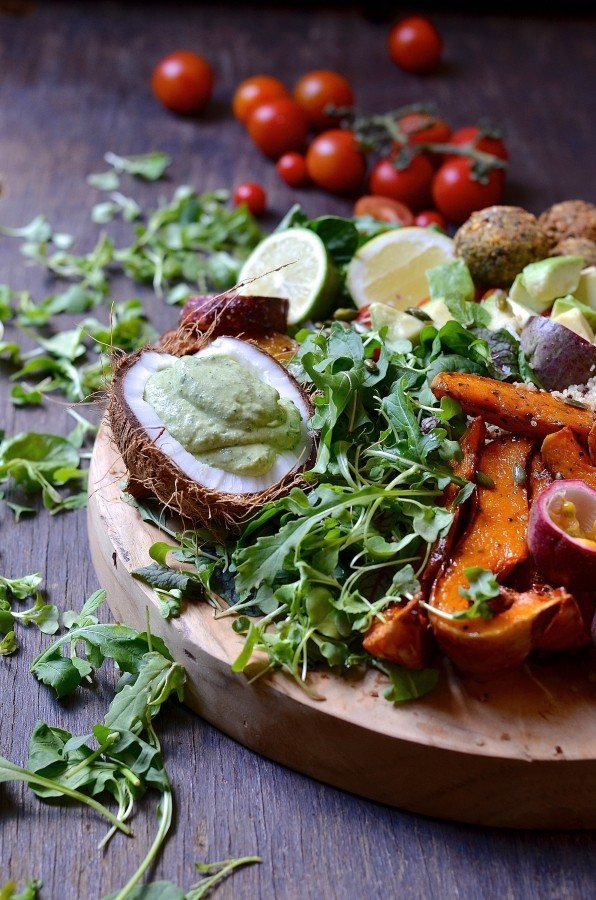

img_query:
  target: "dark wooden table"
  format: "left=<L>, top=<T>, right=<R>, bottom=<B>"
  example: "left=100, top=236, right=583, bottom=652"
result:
left=1, top=3, right=595, bottom=898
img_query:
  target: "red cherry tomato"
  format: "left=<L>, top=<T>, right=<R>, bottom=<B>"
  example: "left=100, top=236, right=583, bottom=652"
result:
left=232, top=181, right=267, bottom=216
left=398, top=111, right=451, bottom=145
left=305, top=129, right=367, bottom=195
left=293, top=69, right=355, bottom=131
left=276, top=151, right=310, bottom=187
left=232, top=74, right=289, bottom=124
left=447, top=124, right=509, bottom=161
left=354, top=305, right=372, bottom=326
left=353, top=195, right=414, bottom=225
left=431, top=157, right=505, bottom=225
left=369, top=152, right=434, bottom=212
left=387, top=16, right=443, bottom=75
left=246, top=97, right=308, bottom=159
left=414, top=209, right=448, bottom=230
left=151, top=50, right=214, bottom=115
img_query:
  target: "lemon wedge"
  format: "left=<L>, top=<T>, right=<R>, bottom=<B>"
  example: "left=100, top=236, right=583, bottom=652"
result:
left=346, top=226, right=455, bottom=310
left=237, top=227, right=338, bottom=326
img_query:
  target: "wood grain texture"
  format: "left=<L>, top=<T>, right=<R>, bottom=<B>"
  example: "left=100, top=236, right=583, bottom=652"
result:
left=89, top=421, right=596, bottom=830
left=0, top=3, right=596, bottom=899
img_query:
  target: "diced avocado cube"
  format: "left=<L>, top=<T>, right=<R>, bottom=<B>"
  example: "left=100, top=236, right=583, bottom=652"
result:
left=509, top=255, right=584, bottom=312
left=420, top=297, right=452, bottom=328
left=480, top=291, right=534, bottom=334
left=574, top=266, right=596, bottom=309
left=551, top=295, right=596, bottom=332
left=550, top=305, right=595, bottom=343
left=369, top=302, right=425, bottom=345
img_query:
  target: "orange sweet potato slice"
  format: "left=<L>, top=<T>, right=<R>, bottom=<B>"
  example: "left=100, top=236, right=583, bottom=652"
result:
left=532, top=588, right=593, bottom=652
left=363, top=417, right=486, bottom=668
left=430, top=371, right=595, bottom=441
left=362, top=597, right=435, bottom=669
left=541, top=425, right=596, bottom=488
left=418, top=415, right=486, bottom=597
left=527, top=447, right=554, bottom=502
left=427, top=435, right=565, bottom=675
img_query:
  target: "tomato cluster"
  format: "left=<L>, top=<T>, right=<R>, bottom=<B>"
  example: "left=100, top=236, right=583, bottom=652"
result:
left=232, top=70, right=368, bottom=198
left=362, top=115, right=509, bottom=225
left=233, top=68, right=509, bottom=226
left=150, top=24, right=509, bottom=229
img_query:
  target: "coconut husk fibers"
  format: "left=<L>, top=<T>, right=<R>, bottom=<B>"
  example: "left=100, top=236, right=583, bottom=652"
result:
left=107, top=342, right=316, bottom=539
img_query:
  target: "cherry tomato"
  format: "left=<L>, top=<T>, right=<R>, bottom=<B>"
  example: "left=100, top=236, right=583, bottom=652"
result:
left=387, top=16, right=443, bottom=75
left=398, top=111, right=451, bottom=145
left=369, top=152, right=434, bottom=212
left=354, top=305, right=372, bottom=326
left=246, top=97, right=308, bottom=159
left=293, top=69, right=355, bottom=131
left=414, top=209, right=448, bottom=230
left=353, top=195, right=414, bottom=225
left=232, top=181, right=267, bottom=216
left=232, top=74, right=289, bottom=124
left=276, top=151, right=310, bottom=187
left=447, top=124, right=509, bottom=161
left=151, top=50, right=214, bottom=115
left=431, top=157, right=505, bottom=225
left=305, top=129, right=367, bottom=195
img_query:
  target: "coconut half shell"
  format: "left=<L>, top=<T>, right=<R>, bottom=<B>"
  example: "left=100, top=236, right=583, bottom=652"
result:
left=108, top=336, right=316, bottom=535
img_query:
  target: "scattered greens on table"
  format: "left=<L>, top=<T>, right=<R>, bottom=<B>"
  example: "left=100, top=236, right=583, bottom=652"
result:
left=0, top=150, right=529, bottom=895
left=0, top=152, right=268, bottom=897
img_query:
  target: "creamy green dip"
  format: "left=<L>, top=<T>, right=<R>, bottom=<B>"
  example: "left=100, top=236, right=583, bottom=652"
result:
left=143, top=354, right=303, bottom=476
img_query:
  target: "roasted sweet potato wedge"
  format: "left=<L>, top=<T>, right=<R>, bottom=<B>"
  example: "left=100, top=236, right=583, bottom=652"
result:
left=362, top=597, right=435, bottom=669
left=430, top=371, right=595, bottom=441
left=427, top=434, right=567, bottom=675
left=532, top=587, right=593, bottom=652
left=364, top=417, right=486, bottom=669
left=418, top=415, right=486, bottom=598
left=541, top=425, right=596, bottom=488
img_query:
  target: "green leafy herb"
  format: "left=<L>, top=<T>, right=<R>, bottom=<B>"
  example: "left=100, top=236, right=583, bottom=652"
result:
left=0, top=573, right=59, bottom=652
left=455, top=566, right=500, bottom=620
left=0, top=430, right=88, bottom=514
left=30, top=610, right=174, bottom=698
left=0, top=878, right=42, bottom=899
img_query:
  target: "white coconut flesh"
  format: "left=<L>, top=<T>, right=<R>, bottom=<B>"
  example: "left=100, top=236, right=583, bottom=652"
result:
left=120, top=336, right=313, bottom=495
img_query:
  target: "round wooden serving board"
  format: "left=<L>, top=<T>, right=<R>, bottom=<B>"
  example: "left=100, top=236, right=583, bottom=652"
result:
left=87, top=420, right=596, bottom=830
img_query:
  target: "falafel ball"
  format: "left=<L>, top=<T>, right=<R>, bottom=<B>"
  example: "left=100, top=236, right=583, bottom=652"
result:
left=538, top=199, right=596, bottom=248
left=549, top=236, right=596, bottom=268
left=454, top=205, right=550, bottom=288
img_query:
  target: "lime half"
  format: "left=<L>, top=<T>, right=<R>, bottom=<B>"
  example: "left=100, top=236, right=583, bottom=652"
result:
left=238, top=227, right=337, bottom=326
left=346, top=226, right=455, bottom=310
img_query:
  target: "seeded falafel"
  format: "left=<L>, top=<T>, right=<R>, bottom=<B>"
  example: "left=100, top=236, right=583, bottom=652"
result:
left=549, top=236, right=596, bottom=268
left=453, top=205, right=550, bottom=288
left=538, top=199, right=596, bottom=248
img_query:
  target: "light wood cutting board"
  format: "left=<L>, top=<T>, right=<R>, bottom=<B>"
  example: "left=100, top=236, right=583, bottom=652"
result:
left=87, top=420, right=596, bottom=830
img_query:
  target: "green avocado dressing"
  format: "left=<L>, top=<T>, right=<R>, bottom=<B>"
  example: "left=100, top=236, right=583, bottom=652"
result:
left=143, top=354, right=303, bottom=476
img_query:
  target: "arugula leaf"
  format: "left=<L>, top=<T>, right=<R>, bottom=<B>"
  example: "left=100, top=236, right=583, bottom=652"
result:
left=455, top=566, right=499, bottom=620
left=0, top=879, right=42, bottom=899
left=0, top=573, right=59, bottom=650
left=30, top=614, right=173, bottom=698
left=132, top=563, right=205, bottom=619
left=376, top=661, right=440, bottom=703
left=0, top=755, right=132, bottom=835
left=0, top=431, right=88, bottom=513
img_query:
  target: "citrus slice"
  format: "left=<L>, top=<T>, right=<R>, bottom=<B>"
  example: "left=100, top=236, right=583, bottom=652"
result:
left=237, top=227, right=337, bottom=326
left=346, top=226, right=455, bottom=310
